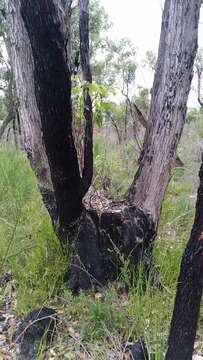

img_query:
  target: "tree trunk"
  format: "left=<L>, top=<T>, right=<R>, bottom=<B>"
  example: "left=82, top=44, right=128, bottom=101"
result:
left=6, top=0, right=201, bottom=291
left=127, top=0, right=201, bottom=225
left=132, top=103, right=184, bottom=167
left=165, top=160, right=203, bottom=359
left=5, top=0, right=58, bottom=223
left=79, top=0, right=94, bottom=197
left=6, top=0, right=83, bottom=245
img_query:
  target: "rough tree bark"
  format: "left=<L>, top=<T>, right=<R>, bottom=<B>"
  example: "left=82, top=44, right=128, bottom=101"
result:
left=132, top=103, right=184, bottom=167
left=127, top=0, right=201, bottom=224
left=5, top=0, right=57, bottom=223
left=6, top=0, right=201, bottom=292
left=166, top=158, right=203, bottom=358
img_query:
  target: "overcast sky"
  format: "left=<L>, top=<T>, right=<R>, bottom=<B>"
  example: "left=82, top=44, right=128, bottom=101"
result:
left=100, top=0, right=163, bottom=55
left=99, top=0, right=203, bottom=107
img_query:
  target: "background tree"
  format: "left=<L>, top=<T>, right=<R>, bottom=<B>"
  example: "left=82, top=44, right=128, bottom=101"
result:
left=142, top=50, right=157, bottom=72
left=0, top=1, right=20, bottom=146
left=195, top=47, right=203, bottom=109
left=70, top=0, right=111, bottom=68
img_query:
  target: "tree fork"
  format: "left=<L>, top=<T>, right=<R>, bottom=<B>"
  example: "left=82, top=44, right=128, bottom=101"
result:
left=6, top=0, right=201, bottom=291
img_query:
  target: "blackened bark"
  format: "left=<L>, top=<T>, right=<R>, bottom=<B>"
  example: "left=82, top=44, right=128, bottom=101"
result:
left=165, top=160, right=203, bottom=359
left=69, top=202, right=156, bottom=292
left=6, top=0, right=201, bottom=292
left=60, top=0, right=73, bottom=71
left=79, top=0, right=93, bottom=197
left=6, top=0, right=58, bottom=228
left=20, top=1, right=82, bottom=229
left=13, top=307, right=57, bottom=360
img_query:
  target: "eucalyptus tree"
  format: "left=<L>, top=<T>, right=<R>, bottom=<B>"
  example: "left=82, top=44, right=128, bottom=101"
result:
left=5, top=0, right=201, bottom=300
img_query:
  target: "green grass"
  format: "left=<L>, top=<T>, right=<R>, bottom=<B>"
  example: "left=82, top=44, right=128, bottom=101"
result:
left=0, top=117, right=201, bottom=358
left=93, top=134, right=136, bottom=196
left=62, top=265, right=175, bottom=358
left=195, top=116, right=203, bottom=138
left=0, top=149, right=68, bottom=314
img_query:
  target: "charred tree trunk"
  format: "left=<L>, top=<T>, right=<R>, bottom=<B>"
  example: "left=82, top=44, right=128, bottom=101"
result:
left=79, top=0, right=93, bottom=197
left=6, top=0, right=82, bottom=246
left=5, top=0, right=57, bottom=223
left=165, top=160, right=203, bottom=359
left=6, top=0, right=201, bottom=292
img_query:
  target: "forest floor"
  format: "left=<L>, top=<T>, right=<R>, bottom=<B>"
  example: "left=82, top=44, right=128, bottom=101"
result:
left=0, top=120, right=203, bottom=359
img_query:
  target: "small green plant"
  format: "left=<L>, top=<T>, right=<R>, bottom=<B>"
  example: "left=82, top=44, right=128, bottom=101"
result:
left=72, top=76, right=117, bottom=128
left=64, top=287, right=127, bottom=341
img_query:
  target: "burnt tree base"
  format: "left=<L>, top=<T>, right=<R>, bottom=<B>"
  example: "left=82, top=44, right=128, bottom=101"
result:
left=68, top=201, right=156, bottom=293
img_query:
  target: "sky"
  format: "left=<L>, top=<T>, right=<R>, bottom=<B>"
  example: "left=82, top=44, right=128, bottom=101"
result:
left=99, top=0, right=203, bottom=107
left=100, top=0, right=163, bottom=56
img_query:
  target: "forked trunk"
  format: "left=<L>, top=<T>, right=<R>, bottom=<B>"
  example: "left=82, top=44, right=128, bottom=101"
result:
left=6, top=0, right=201, bottom=291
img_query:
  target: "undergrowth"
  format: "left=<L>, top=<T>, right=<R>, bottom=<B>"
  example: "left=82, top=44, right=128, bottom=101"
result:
left=0, top=119, right=201, bottom=358
left=0, top=149, right=68, bottom=314
left=93, top=134, right=136, bottom=196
